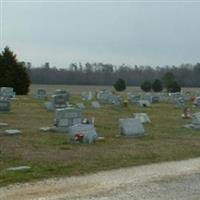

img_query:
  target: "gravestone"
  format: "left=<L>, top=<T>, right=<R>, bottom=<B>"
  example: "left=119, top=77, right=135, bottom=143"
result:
left=0, top=87, right=15, bottom=99
left=76, top=102, right=85, bottom=110
left=184, top=112, right=200, bottom=130
left=5, top=129, right=21, bottom=135
left=150, top=96, right=160, bottom=104
left=119, top=118, right=145, bottom=137
left=68, top=124, right=98, bottom=144
left=192, top=112, right=200, bottom=125
left=0, top=100, right=10, bottom=112
left=54, top=89, right=70, bottom=101
left=54, top=107, right=82, bottom=131
left=134, top=113, right=151, bottom=123
left=52, top=94, right=68, bottom=108
left=36, top=89, right=47, bottom=100
left=91, top=101, right=101, bottom=108
left=194, top=96, right=200, bottom=107
left=138, top=100, right=151, bottom=107
left=81, top=91, right=93, bottom=101
left=174, top=97, right=185, bottom=108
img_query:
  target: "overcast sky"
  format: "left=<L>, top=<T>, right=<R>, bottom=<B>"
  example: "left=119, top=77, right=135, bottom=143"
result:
left=1, top=0, right=200, bottom=68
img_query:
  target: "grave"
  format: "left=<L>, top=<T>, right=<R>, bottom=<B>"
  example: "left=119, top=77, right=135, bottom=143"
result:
left=45, top=94, right=68, bottom=111
left=134, top=113, right=151, bottom=123
left=54, top=107, right=82, bottom=131
left=0, top=100, right=10, bottom=112
left=36, top=88, right=47, bottom=100
left=174, top=97, right=185, bottom=108
left=0, top=87, right=15, bottom=99
left=68, top=124, right=98, bottom=144
left=76, top=102, right=85, bottom=110
left=81, top=91, right=93, bottom=101
left=138, top=100, right=151, bottom=107
left=54, top=89, right=70, bottom=99
left=7, top=166, right=31, bottom=171
left=184, top=112, right=200, bottom=130
left=150, top=96, right=160, bottom=104
left=194, top=96, right=200, bottom=107
left=119, top=118, right=145, bottom=137
left=91, top=101, right=101, bottom=108
left=5, top=129, right=21, bottom=135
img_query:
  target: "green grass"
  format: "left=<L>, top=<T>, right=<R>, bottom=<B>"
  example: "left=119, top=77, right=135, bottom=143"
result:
left=1, top=93, right=200, bottom=187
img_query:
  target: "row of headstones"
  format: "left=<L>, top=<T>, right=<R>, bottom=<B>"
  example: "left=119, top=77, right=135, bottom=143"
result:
left=41, top=104, right=151, bottom=144
left=81, top=89, right=123, bottom=106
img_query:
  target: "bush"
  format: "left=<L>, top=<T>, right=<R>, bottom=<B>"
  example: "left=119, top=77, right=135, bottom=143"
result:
left=0, top=47, right=30, bottom=95
left=114, top=78, right=126, bottom=92
left=141, top=81, right=152, bottom=92
left=152, top=79, right=163, bottom=92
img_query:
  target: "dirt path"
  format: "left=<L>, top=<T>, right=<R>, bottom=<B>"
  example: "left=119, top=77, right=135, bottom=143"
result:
left=1, top=158, right=200, bottom=200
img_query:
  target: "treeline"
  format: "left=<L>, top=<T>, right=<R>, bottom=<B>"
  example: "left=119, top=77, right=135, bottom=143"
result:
left=28, top=62, right=200, bottom=87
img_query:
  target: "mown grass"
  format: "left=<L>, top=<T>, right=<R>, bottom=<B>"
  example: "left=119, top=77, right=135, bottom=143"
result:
left=1, top=90, right=200, bottom=187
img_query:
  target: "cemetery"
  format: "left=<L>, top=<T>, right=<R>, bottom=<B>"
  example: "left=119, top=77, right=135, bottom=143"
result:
left=1, top=85, right=200, bottom=187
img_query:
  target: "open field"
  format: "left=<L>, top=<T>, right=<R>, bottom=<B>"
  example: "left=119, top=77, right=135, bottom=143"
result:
left=1, top=85, right=200, bottom=186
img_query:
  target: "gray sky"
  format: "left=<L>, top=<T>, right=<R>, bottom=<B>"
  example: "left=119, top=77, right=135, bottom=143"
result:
left=1, top=0, right=200, bottom=68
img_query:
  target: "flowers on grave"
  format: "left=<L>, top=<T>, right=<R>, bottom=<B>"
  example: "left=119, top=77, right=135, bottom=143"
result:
left=74, top=133, right=84, bottom=143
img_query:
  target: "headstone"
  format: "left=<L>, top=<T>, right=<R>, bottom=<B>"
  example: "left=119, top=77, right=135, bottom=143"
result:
left=134, top=113, right=151, bottom=123
left=192, top=112, right=200, bottom=125
left=76, top=102, right=85, bottom=110
left=119, top=118, right=145, bottom=137
left=54, top=107, right=82, bottom=130
left=54, top=89, right=70, bottom=101
left=0, top=122, right=8, bottom=127
left=138, top=100, right=151, bottom=107
left=184, top=112, right=200, bottom=130
left=52, top=94, right=68, bottom=109
left=194, top=96, right=200, bottom=107
left=68, top=124, right=98, bottom=144
left=150, top=96, right=160, bottom=104
left=81, top=91, right=93, bottom=101
left=0, top=87, right=15, bottom=99
left=0, top=100, right=10, bottom=112
left=91, top=101, right=101, bottom=108
left=36, top=88, right=47, bottom=100
left=174, top=97, right=185, bottom=108
left=5, top=129, right=21, bottom=135
left=7, top=166, right=30, bottom=171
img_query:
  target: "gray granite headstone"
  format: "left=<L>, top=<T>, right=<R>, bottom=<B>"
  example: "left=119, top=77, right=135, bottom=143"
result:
left=68, top=124, right=98, bottom=144
left=54, top=89, right=70, bottom=101
left=0, top=100, right=10, bottom=112
left=134, top=113, right=151, bottom=123
left=119, top=118, right=145, bottom=137
left=138, top=100, right=151, bottom=107
left=91, top=101, right=101, bottom=108
left=54, top=107, right=82, bottom=130
left=52, top=94, right=68, bottom=109
left=0, top=87, right=15, bottom=99
left=36, top=89, right=47, bottom=99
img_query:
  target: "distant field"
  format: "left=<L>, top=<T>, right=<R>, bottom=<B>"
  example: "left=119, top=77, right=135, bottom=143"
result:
left=30, top=84, right=200, bottom=95
left=30, top=84, right=142, bottom=95
left=1, top=85, right=200, bottom=186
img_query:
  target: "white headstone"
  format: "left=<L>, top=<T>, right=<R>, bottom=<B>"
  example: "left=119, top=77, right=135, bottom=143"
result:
left=119, top=118, right=145, bottom=137
left=68, top=124, right=98, bottom=144
left=91, top=101, right=101, bottom=108
left=134, top=113, right=151, bottom=123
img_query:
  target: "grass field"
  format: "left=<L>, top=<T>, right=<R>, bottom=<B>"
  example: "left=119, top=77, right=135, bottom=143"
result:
left=1, top=85, right=200, bottom=187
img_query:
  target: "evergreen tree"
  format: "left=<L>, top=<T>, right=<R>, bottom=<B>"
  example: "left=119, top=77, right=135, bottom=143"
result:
left=0, top=47, right=30, bottom=94
left=152, top=79, right=163, bottom=92
left=168, top=81, right=181, bottom=93
left=163, top=72, right=175, bottom=91
left=114, top=78, right=126, bottom=91
left=141, top=81, right=152, bottom=92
